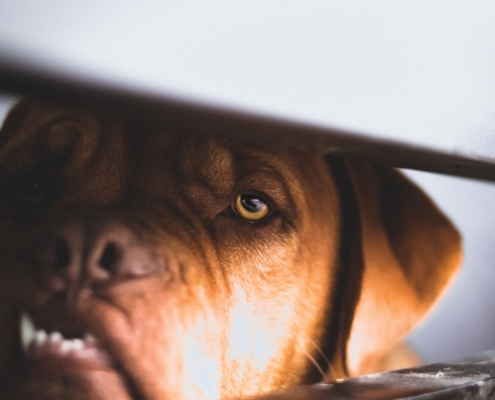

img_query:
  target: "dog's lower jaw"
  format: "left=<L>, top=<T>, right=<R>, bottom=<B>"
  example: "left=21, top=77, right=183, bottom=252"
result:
left=0, top=310, right=226, bottom=400
left=1, top=359, right=134, bottom=400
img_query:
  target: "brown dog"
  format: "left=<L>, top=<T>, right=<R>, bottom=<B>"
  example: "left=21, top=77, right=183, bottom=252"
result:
left=0, top=99, right=461, bottom=399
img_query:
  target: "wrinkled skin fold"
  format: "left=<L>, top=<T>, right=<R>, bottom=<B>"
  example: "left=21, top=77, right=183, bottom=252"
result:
left=0, top=99, right=462, bottom=399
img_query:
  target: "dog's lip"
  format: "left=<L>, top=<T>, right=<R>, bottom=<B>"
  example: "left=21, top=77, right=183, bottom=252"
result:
left=19, top=312, right=145, bottom=399
left=20, top=311, right=112, bottom=369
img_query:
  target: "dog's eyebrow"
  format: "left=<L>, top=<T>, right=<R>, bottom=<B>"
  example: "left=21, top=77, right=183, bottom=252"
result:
left=0, top=116, right=86, bottom=179
left=178, top=136, right=235, bottom=196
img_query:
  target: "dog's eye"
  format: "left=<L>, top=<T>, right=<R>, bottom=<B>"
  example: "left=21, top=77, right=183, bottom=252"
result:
left=234, top=194, right=270, bottom=221
left=20, top=179, right=48, bottom=202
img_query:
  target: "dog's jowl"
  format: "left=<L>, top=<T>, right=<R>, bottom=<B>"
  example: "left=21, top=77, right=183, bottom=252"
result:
left=0, top=99, right=462, bottom=399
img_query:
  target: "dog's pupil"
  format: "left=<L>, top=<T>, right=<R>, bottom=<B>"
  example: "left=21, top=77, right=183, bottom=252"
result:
left=241, top=195, right=264, bottom=212
left=21, top=181, right=46, bottom=202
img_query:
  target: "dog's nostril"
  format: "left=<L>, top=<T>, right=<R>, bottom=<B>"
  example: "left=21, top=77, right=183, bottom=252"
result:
left=54, top=239, right=70, bottom=270
left=99, top=243, right=118, bottom=272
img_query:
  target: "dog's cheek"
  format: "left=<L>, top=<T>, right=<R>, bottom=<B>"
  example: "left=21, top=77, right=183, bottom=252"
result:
left=224, top=284, right=305, bottom=395
left=214, top=235, right=318, bottom=396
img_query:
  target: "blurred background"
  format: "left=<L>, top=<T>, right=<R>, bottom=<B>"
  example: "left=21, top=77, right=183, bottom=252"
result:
left=1, top=1, right=495, bottom=364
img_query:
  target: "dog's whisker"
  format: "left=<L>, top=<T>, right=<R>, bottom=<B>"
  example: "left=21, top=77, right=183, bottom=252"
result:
left=305, top=338, right=339, bottom=382
left=303, top=350, right=326, bottom=381
left=298, top=338, right=333, bottom=382
left=324, top=364, right=339, bottom=382
left=307, top=338, right=330, bottom=367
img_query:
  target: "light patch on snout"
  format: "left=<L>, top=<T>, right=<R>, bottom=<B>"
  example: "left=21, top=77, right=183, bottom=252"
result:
left=181, top=313, right=223, bottom=400
left=226, top=283, right=297, bottom=394
left=229, top=292, right=293, bottom=367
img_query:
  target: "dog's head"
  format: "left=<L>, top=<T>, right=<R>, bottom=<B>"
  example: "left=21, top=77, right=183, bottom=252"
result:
left=0, top=99, right=461, bottom=399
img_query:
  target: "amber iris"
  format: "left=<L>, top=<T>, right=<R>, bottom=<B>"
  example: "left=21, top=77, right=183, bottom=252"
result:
left=235, top=194, right=270, bottom=221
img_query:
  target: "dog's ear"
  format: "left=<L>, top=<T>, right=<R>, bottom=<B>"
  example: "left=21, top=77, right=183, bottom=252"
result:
left=329, top=160, right=462, bottom=377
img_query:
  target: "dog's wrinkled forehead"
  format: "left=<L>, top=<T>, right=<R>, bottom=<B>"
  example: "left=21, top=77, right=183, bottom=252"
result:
left=0, top=106, right=100, bottom=175
left=0, top=103, right=301, bottom=215
left=178, top=136, right=235, bottom=194
left=136, top=130, right=300, bottom=222
left=137, top=133, right=239, bottom=207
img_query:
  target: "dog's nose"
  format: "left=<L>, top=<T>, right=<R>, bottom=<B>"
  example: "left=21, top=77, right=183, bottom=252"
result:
left=32, top=216, right=161, bottom=293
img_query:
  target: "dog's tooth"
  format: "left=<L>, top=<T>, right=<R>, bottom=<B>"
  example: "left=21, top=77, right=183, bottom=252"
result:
left=35, top=329, right=47, bottom=343
left=20, top=312, right=36, bottom=351
left=61, top=340, right=73, bottom=352
left=49, top=331, right=63, bottom=342
left=83, top=333, right=97, bottom=345
left=72, top=338, right=84, bottom=350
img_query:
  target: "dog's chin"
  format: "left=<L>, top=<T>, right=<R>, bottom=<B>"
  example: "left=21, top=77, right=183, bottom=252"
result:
left=1, top=315, right=135, bottom=400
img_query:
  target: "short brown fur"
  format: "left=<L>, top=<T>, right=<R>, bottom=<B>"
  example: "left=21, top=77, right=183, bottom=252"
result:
left=0, top=99, right=461, bottom=399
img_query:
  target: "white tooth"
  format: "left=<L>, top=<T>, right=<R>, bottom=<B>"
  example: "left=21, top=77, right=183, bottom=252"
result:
left=20, top=312, right=36, bottom=351
left=72, top=339, right=84, bottom=350
left=61, top=340, right=73, bottom=352
left=35, top=330, right=47, bottom=343
left=49, top=331, right=63, bottom=342
left=83, top=333, right=97, bottom=345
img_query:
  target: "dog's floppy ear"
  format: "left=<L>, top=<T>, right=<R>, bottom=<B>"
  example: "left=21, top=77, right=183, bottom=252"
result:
left=331, top=160, right=462, bottom=377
